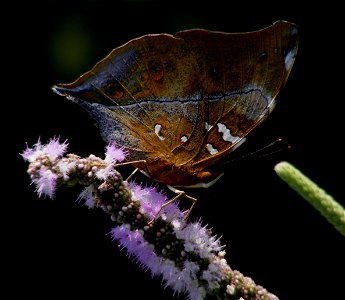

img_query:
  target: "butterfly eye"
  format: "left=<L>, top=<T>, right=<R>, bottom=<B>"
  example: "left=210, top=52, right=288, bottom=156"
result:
left=105, top=82, right=124, bottom=100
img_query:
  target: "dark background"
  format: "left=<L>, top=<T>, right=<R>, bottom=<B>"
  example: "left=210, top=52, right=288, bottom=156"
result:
left=4, top=1, right=344, bottom=299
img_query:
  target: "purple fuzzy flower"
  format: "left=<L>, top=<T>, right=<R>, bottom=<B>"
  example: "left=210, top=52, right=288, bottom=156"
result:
left=21, top=144, right=34, bottom=161
left=111, top=225, right=158, bottom=270
left=43, top=137, right=68, bottom=160
left=22, top=137, right=281, bottom=300
left=21, top=137, right=68, bottom=162
left=78, top=185, right=97, bottom=208
left=104, top=143, right=127, bottom=163
left=36, top=168, right=58, bottom=198
left=129, top=182, right=182, bottom=221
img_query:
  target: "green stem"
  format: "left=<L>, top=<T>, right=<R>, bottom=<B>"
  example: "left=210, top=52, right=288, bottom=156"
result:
left=274, top=161, right=345, bottom=236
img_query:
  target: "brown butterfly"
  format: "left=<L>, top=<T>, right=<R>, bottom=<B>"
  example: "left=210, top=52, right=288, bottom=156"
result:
left=52, top=20, right=298, bottom=192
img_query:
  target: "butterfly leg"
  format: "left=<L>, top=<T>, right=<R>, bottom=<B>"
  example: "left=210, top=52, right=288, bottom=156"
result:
left=147, top=192, right=184, bottom=225
left=125, top=167, right=139, bottom=181
left=114, top=160, right=146, bottom=181
left=148, top=187, right=197, bottom=225
left=182, top=194, right=197, bottom=220
left=167, top=186, right=198, bottom=220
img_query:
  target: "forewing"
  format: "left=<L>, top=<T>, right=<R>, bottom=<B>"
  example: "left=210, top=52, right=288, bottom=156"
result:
left=52, top=21, right=298, bottom=168
left=173, top=21, right=299, bottom=169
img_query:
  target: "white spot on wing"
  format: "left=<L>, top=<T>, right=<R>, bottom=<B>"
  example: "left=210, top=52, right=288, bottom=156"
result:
left=217, top=123, right=240, bottom=143
left=285, top=48, right=296, bottom=71
left=206, top=143, right=218, bottom=155
left=205, top=122, right=212, bottom=131
left=154, top=124, right=165, bottom=140
left=181, top=135, right=188, bottom=143
left=231, top=137, right=246, bottom=151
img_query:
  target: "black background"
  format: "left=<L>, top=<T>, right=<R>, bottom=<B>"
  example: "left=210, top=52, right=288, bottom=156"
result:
left=4, top=1, right=344, bottom=299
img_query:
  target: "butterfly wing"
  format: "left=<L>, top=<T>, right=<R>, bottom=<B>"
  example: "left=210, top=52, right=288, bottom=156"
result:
left=52, top=20, right=298, bottom=185
left=173, top=21, right=299, bottom=170
left=52, top=32, right=208, bottom=163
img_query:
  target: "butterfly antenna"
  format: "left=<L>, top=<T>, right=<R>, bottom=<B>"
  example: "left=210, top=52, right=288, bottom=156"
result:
left=255, top=139, right=291, bottom=158
left=219, top=138, right=289, bottom=168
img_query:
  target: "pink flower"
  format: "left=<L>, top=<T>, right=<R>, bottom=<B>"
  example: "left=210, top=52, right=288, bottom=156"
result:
left=21, top=137, right=68, bottom=162
left=22, top=137, right=280, bottom=300
left=78, top=185, right=97, bottom=208
left=104, top=143, right=127, bottom=163
left=43, top=137, right=68, bottom=160
left=128, top=182, right=182, bottom=221
left=36, top=168, right=58, bottom=198
left=111, top=225, right=158, bottom=270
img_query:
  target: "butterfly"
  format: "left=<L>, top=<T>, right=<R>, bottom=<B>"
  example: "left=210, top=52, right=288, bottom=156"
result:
left=52, top=20, right=298, bottom=192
